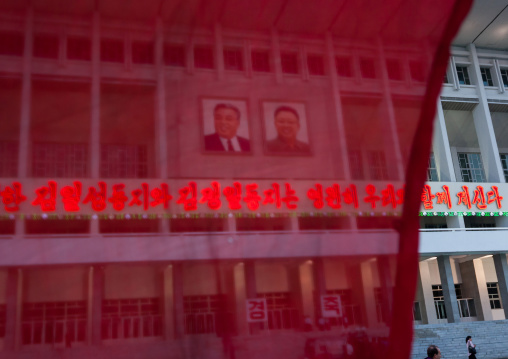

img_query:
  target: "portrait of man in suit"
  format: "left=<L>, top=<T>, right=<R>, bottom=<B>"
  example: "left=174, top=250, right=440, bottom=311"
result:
left=203, top=102, right=251, bottom=153
left=263, top=102, right=311, bottom=155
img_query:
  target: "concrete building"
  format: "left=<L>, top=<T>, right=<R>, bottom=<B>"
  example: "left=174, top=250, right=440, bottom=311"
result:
left=0, top=0, right=507, bottom=359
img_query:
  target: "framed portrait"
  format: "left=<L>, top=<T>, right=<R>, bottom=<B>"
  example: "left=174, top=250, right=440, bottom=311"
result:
left=201, top=98, right=251, bottom=154
left=262, top=101, right=311, bottom=155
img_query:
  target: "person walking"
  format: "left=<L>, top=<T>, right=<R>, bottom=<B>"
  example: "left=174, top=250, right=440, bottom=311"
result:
left=466, top=336, right=477, bottom=359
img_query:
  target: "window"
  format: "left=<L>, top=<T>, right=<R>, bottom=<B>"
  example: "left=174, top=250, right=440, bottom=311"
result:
left=251, top=50, right=270, bottom=72
left=427, top=153, right=439, bottom=181
left=360, top=58, right=376, bottom=79
left=99, top=219, right=159, bottom=234
left=386, top=59, right=402, bottom=81
left=298, top=216, right=351, bottom=230
left=367, top=151, right=389, bottom=180
left=413, top=302, right=422, bottom=321
left=257, top=292, right=299, bottom=330
left=480, top=67, right=494, bottom=86
left=67, top=37, right=91, bottom=61
left=25, top=219, right=89, bottom=235
left=0, top=32, right=24, bottom=56
left=0, top=141, right=18, bottom=177
left=420, top=216, right=447, bottom=229
left=33, top=34, right=59, bottom=59
left=454, top=284, right=462, bottom=299
left=236, top=217, right=289, bottom=231
left=464, top=216, right=496, bottom=228
left=194, top=46, right=214, bottom=69
left=307, top=54, right=325, bottom=76
left=170, top=218, right=225, bottom=233
left=432, top=284, right=447, bottom=319
left=326, top=289, right=360, bottom=327
left=501, top=69, right=508, bottom=88
left=456, top=66, right=471, bottom=85
left=223, top=48, right=243, bottom=71
left=132, top=41, right=154, bottom=64
left=336, top=56, right=353, bottom=77
left=374, top=288, right=388, bottom=323
left=32, top=143, right=88, bottom=177
left=101, top=39, right=124, bottom=63
left=458, top=153, right=486, bottom=182
left=409, top=61, right=426, bottom=82
left=164, top=44, right=186, bottom=67
left=487, top=282, right=502, bottom=309
left=281, top=52, right=299, bottom=74
left=22, top=301, right=87, bottom=345
left=100, top=144, right=148, bottom=178
left=348, top=150, right=364, bottom=179
left=501, top=154, right=508, bottom=182
left=443, top=72, right=449, bottom=84
left=183, top=295, right=224, bottom=335
left=102, top=298, right=162, bottom=339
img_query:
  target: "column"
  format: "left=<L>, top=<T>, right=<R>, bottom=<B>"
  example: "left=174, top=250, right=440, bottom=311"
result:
left=271, top=28, right=283, bottom=84
left=214, top=23, right=225, bottom=81
left=493, top=254, right=508, bottom=319
left=244, top=260, right=259, bottom=334
left=376, top=256, right=394, bottom=325
left=287, top=262, right=305, bottom=330
left=218, top=262, right=237, bottom=336
left=460, top=259, right=493, bottom=321
left=468, top=44, right=505, bottom=182
left=234, top=263, right=248, bottom=335
left=312, top=258, right=327, bottom=323
left=90, top=11, right=101, bottom=235
left=90, top=266, right=105, bottom=345
left=4, top=268, right=22, bottom=351
left=418, top=260, right=438, bottom=324
left=172, top=262, right=185, bottom=338
left=437, top=256, right=460, bottom=323
left=360, top=260, right=378, bottom=327
left=346, top=263, right=368, bottom=326
left=162, top=265, right=173, bottom=340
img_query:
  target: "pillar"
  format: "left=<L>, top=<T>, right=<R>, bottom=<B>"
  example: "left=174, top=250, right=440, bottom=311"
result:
left=172, top=262, right=185, bottom=338
left=418, top=260, right=438, bottom=324
left=437, top=256, right=460, bottom=323
left=493, top=254, right=508, bottom=319
left=460, top=259, right=493, bottom=321
left=90, top=266, right=105, bottom=345
left=4, top=268, right=22, bottom=351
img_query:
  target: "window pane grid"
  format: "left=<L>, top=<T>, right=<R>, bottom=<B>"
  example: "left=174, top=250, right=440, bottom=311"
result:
left=32, top=143, right=88, bottom=177
left=456, top=66, right=471, bottom=85
left=480, top=67, right=494, bottom=86
left=251, top=50, right=270, bottom=72
left=427, top=153, right=439, bottom=181
left=100, top=144, right=148, bottom=178
left=458, top=153, right=486, bottom=182
left=367, top=151, right=389, bottom=180
left=500, top=154, right=508, bottom=182
left=501, top=69, right=508, bottom=88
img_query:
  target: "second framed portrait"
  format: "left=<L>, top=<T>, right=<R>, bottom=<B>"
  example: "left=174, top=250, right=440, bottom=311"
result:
left=262, top=101, right=311, bottom=155
left=201, top=98, right=251, bottom=154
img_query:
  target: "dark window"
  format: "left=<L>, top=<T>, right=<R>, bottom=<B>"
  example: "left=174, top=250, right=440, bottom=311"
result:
left=25, top=219, right=90, bottom=235
left=443, top=72, right=449, bottom=83
left=427, top=153, right=439, bottom=181
left=348, top=150, right=364, bottom=180
left=298, top=216, right=351, bottom=230
left=0, top=141, right=18, bottom=177
left=281, top=52, right=299, bottom=74
left=456, top=66, right=470, bottom=85
left=194, top=47, right=214, bottom=69
left=464, top=216, right=496, bottom=228
left=409, top=61, right=426, bottom=82
left=501, top=69, right=508, bottom=88
left=0, top=32, right=24, bottom=56
left=458, top=153, right=485, bottom=182
left=307, top=54, right=325, bottom=76
left=0, top=220, right=15, bottom=235
left=251, top=50, right=270, bottom=72
left=100, top=144, right=148, bottom=178
left=420, top=216, right=447, bottom=229
left=413, top=302, right=422, bottom=321
left=223, top=48, right=243, bottom=71
left=487, top=283, right=502, bottom=309
left=170, top=218, right=225, bottom=232
left=500, top=154, right=508, bottom=182
left=386, top=59, right=402, bottom=81
left=455, top=284, right=463, bottom=299
left=132, top=41, right=154, bottom=64
left=360, top=58, right=376, bottom=79
left=67, top=37, right=91, bottom=61
left=336, top=56, right=353, bottom=77
left=236, top=217, right=289, bottom=231
left=183, top=295, right=225, bottom=335
left=101, top=39, right=124, bottom=63
left=33, top=34, right=59, bottom=59
left=356, top=217, right=397, bottom=230
left=480, top=67, right=494, bottom=86
left=32, top=143, right=88, bottom=177
left=367, top=151, right=389, bottom=180
left=164, top=44, right=186, bottom=67
left=257, top=292, right=299, bottom=330
left=99, top=219, right=159, bottom=233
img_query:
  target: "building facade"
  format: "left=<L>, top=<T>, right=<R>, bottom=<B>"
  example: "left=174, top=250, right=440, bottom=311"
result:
left=1, top=1, right=507, bottom=359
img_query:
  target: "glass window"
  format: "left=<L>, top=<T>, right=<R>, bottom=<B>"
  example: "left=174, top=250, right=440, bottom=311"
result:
left=34, top=34, right=59, bottom=59
left=456, top=65, right=471, bottom=85
left=360, top=58, right=376, bottom=79
left=251, top=50, right=270, bottom=72
left=458, top=153, right=486, bottom=182
left=67, top=37, right=91, bottom=61
left=194, top=46, right=214, bottom=69
left=101, top=39, right=124, bottom=63
left=348, top=150, right=364, bottom=180
left=281, top=52, right=299, bottom=74
left=0, top=32, right=24, bottom=56
left=164, top=44, right=186, bottom=67
left=487, top=282, right=502, bottom=309
left=307, top=54, right=325, bottom=76
left=100, top=144, right=148, bottom=178
left=500, top=154, right=508, bottom=182
left=336, top=56, right=353, bottom=77
left=132, top=41, right=154, bottom=64
left=223, top=48, right=243, bottom=71
left=413, top=302, right=422, bottom=321
left=386, top=59, right=402, bottom=81
left=32, top=142, right=88, bottom=177
left=427, top=153, right=439, bottom=181
left=0, top=141, right=18, bottom=177
left=409, top=61, right=426, bottom=82
left=367, top=151, right=388, bottom=180
left=480, top=67, right=494, bottom=86
left=501, top=69, right=508, bottom=88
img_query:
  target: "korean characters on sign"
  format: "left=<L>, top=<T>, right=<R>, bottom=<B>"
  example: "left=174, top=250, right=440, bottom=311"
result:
left=321, top=295, right=342, bottom=318
left=246, top=298, right=268, bottom=322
